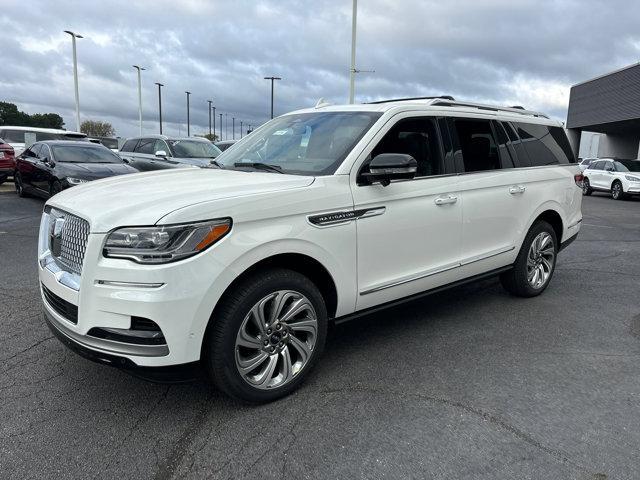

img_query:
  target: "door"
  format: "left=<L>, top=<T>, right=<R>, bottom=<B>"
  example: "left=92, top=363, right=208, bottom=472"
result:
left=128, top=138, right=158, bottom=171
left=588, top=160, right=605, bottom=189
left=33, top=144, right=54, bottom=193
left=601, top=160, right=616, bottom=189
left=18, top=144, right=41, bottom=191
left=351, top=115, right=463, bottom=310
left=446, top=117, right=526, bottom=268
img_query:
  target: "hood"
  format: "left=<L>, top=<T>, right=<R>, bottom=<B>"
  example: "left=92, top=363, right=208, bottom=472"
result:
left=173, top=157, right=217, bottom=167
left=59, top=162, right=137, bottom=180
left=48, top=168, right=315, bottom=232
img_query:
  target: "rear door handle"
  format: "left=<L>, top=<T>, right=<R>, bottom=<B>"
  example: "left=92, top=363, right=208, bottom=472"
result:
left=509, top=185, right=526, bottom=195
left=434, top=194, right=458, bottom=206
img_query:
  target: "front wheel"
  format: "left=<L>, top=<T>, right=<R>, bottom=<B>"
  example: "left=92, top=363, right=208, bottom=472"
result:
left=14, top=173, right=27, bottom=197
left=500, top=221, right=557, bottom=297
left=203, top=269, right=328, bottom=403
left=611, top=180, right=625, bottom=200
left=582, top=178, right=593, bottom=196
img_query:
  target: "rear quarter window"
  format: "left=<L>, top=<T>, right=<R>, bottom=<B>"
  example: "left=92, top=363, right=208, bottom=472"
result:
left=514, top=123, right=572, bottom=166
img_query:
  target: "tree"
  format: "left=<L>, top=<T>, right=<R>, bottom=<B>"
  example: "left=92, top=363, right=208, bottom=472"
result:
left=201, top=133, right=219, bottom=142
left=81, top=120, right=115, bottom=137
left=0, top=102, right=64, bottom=128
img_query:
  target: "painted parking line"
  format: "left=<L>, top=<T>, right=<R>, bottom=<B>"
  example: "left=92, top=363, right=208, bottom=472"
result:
left=582, top=223, right=615, bottom=229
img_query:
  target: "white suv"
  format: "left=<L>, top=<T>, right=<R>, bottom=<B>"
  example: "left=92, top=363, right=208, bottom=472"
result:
left=582, top=158, right=640, bottom=200
left=38, top=97, right=583, bottom=402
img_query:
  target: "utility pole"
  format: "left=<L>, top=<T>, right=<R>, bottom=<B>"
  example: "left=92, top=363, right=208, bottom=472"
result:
left=64, top=31, right=83, bottom=132
left=155, top=82, right=164, bottom=134
left=133, top=65, right=146, bottom=135
left=349, top=0, right=357, bottom=104
left=212, top=106, right=216, bottom=140
left=185, top=91, right=191, bottom=137
left=263, top=76, right=281, bottom=119
left=225, top=113, right=228, bottom=140
left=240, top=120, right=243, bottom=138
left=207, top=100, right=213, bottom=136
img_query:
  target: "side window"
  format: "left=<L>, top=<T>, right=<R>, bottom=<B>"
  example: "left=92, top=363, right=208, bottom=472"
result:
left=502, top=122, right=530, bottom=167
left=25, top=144, right=41, bottom=157
left=450, top=118, right=501, bottom=173
left=514, top=123, right=569, bottom=166
left=370, top=117, right=443, bottom=177
left=549, top=126, right=575, bottom=163
left=604, top=161, right=614, bottom=171
left=492, top=121, right=515, bottom=168
left=121, top=139, right=138, bottom=152
left=40, top=145, right=51, bottom=161
left=591, top=161, right=604, bottom=170
left=154, top=139, right=170, bottom=156
left=135, top=138, right=156, bottom=154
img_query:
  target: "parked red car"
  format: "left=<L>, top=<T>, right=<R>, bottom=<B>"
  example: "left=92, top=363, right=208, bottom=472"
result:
left=0, top=138, right=15, bottom=185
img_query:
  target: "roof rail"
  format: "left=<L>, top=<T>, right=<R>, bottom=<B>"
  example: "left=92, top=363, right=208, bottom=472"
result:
left=366, top=95, right=455, bottom=104
left=429, top=99, right=549, bottom=119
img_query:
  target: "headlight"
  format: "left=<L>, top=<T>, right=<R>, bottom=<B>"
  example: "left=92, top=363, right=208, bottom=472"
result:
left=103, top=218, right=231, bottom=264
left=67, top=177, right=89, bottom=185
left=625, top=175, right=640, bottom=182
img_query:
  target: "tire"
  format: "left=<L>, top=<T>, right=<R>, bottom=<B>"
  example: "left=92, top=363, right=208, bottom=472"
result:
left=582, top=177, right=593, bottom=196
left=203, top=268, right=328, bottom=403
left=14, top=173, right=27, bottom=197
left=0, top=174, right=6, bottom=186
left=50, top=180, right=62, bottom=197
left=500, top=221, right=558, bottom=297
left=611, top=180, right=625, bottom=200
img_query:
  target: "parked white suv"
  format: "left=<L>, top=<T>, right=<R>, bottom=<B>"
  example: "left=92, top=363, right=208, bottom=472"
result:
left=0, top=126, right=87, bottom=157
left=38, top=97, right=582, bottom=402
left=582, top=158, right=640, bottom=200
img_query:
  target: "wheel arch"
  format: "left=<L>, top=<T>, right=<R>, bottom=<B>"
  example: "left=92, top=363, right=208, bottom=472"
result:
left=527, top=207, right=564, bottom=245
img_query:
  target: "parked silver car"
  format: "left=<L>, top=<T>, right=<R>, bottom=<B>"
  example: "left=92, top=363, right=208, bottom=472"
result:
left=119, top=135, right=222, bottom=171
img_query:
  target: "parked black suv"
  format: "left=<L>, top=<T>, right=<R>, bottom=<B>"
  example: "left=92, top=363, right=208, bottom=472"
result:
left=119, top=135, right=222, bottom=171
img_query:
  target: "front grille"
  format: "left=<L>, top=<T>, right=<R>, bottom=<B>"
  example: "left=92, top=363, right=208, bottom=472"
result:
left=51, top=209, right=90, bottom=274
left=42, top=284, right=78, bottom=324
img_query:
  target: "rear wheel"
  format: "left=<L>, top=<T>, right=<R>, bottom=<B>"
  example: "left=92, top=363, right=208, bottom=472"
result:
left=203, top=268, right=328, bottom=403
left=500, top=221, right=557, bottom=297
left=611, top=180, right=625, bottom=200
left=582, top=178, right=593, bottom=196
left=0, top=174, right=6, bottom=186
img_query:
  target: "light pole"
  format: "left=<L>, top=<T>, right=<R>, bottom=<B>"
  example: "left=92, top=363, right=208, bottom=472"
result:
left=349, top=0, right=357, bottom=104
left=264, top=76, right=281, bottom=119
left=132, top=65, right=146, bottom=135
left=185, top=91, right=191, bottom=137
left=240, top=120, right=243, bottom=138
left=212, top=106, right=216, bottom=140
left=232, top=117, right=235, bottom=140
left=219, top=113, right=223, bottom=140
left=155, top=82, right=164, bottom=134
left=64, top=31, right=83, bottom=132
left=207, top=100, right=213, bottom=136
left=225, top=113, right=228, bottom=140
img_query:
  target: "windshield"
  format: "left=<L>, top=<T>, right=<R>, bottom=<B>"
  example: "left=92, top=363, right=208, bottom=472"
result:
left=217, top=112, right=382, bottom=175
left=51, top=145, right=122, bottom=163
left=614, top=160, right=640, bottom=172
left=168, top=140, right=222, bottom=158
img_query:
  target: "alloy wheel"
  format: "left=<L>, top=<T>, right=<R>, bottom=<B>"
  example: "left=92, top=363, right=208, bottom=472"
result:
left=582, top=179, right=590, bottom=195
left=235, top=290, right=318, bottom=390
left=612, top=183, right=622, bottom=199
left=526, top=232, right=555, bottom=289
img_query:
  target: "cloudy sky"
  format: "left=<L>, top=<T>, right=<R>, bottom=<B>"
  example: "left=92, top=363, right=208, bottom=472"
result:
left=2, top=0, right=640, bottom=138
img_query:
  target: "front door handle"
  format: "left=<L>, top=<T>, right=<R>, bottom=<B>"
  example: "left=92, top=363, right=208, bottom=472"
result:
left=509, top=185, right=526, bottom=195
left=434, top=194, right=458, bottom=206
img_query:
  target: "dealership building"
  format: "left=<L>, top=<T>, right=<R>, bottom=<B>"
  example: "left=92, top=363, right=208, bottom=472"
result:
left=567, top=63, right=640, bottom=159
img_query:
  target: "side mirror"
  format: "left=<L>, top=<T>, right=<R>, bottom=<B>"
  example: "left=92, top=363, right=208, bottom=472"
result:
left=360, top=153, right=417, bottom=187
left=155, top=150, right=167, bottom=158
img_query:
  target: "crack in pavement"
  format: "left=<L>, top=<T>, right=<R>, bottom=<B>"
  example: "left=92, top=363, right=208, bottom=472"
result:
left=318, top=386, right=601, bottom=478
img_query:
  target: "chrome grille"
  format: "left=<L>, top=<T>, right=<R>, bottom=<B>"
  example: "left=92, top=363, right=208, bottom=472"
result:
left=50, top=209, right=90, bottom=274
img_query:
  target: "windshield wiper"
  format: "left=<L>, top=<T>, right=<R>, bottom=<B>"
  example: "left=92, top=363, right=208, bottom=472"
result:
left=233, top=162, right=284, bottom=174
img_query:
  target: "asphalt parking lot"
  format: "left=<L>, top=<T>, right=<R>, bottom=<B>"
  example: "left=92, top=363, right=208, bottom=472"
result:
left=1, top=184, right=639, bottom=480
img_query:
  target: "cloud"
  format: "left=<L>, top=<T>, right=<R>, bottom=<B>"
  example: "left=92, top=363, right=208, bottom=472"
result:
left=1, top=0, right=639, bottom=137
